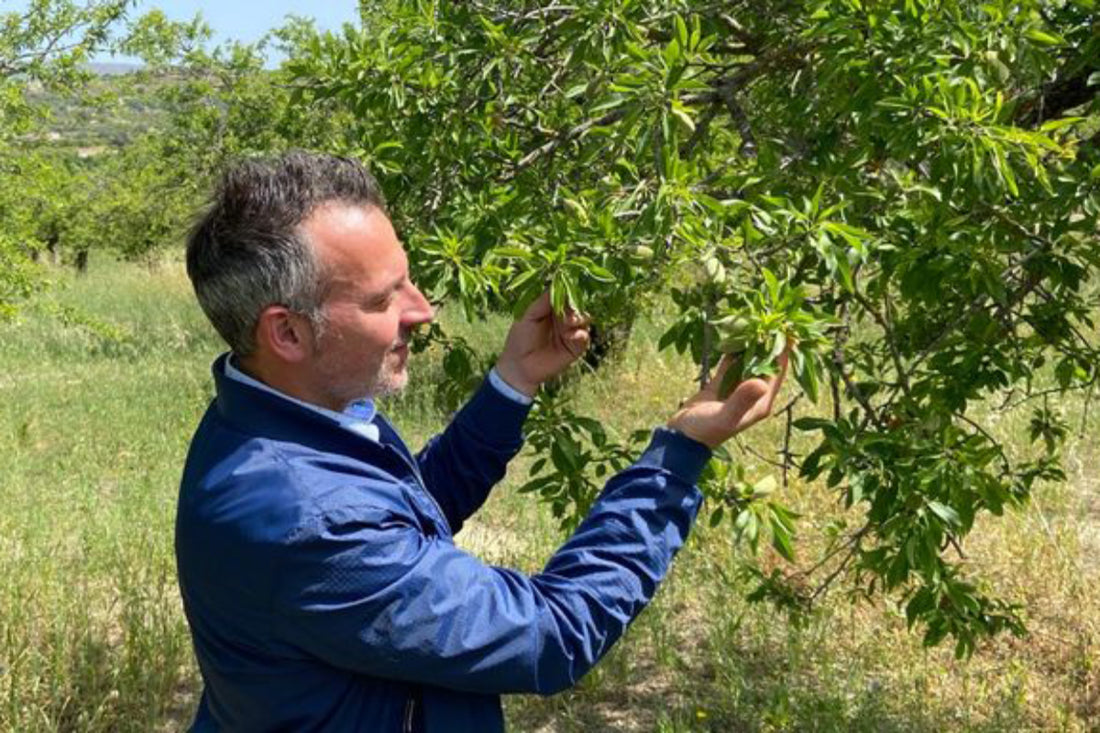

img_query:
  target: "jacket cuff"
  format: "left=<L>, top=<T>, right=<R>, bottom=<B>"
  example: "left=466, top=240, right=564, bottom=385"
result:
left=487, top=367, right=535, bottom=405
left=455, top=374, right=535, bottom=445
left=635, top=427, right=713, bottom=486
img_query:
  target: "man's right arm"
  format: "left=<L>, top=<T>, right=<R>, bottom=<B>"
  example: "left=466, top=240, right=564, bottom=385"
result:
left=271, top=427, right=710, bottom=695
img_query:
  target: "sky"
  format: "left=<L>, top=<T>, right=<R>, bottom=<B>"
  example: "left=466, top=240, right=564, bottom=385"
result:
left=131, top=0, right=359, bottom=46
left=99, top=0, right=362, bottom=64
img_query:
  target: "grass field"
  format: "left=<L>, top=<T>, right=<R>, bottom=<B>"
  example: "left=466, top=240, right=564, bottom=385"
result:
left=1, top=259, right=1097, bottom=731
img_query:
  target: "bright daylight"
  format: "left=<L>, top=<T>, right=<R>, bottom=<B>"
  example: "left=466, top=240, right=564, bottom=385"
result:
left=1, top=1, right=1098, bottom=731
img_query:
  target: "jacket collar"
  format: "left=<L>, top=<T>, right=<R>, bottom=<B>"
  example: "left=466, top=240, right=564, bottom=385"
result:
left=210, top=353, right=402, bottom=463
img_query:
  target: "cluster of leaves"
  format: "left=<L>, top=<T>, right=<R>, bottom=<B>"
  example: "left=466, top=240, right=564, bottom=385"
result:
left=700, top=452, right=800, bottom=562
left=284, top=0, right=1100, bottom=655
left=4, top=0, right=1094, bottom=657
left=519, top=384, right=646, bottom=531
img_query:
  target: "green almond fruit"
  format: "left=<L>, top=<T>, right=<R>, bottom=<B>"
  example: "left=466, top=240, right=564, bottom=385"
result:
left=716, top=315, right=751, bottom=338
left=718, top=334, right=748, bottom=353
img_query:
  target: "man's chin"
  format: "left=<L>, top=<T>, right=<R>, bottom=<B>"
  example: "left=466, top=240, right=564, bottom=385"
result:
left=372, top=365, right=408, bottom=398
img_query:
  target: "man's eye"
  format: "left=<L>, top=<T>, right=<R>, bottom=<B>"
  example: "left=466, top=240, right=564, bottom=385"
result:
left=367, top=293, right=395, bottom=310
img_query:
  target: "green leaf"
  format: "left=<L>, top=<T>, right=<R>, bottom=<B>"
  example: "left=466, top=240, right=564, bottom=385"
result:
left=494, top=246, right=533, bottom=260
left=928, top=501, right=961, bottom=528
left=658, top=323, right=682, bottom=352
left=1039, top=117, right=1082, bottom=132
left=770, top=519, right=795, bottom=562
left=753, top=475, right=778, bottom=498
left=795, top=351, right=820, bottom=402
left=762, top=268, right=780, bottom=303
left=583, top=263, right=616, bottom=282
left=669, top=103, right=695, bottom=132
left=1025, top=28, right=1064, bottom=45
left=717, top=353, right=745, bottom=399
left=792, top=417, right=832, bottom=431
left=709, top=505, right=725, bottom=528
left=549, top=278, right=566, bottom=315
left=674, top=14, right=689, bottom=49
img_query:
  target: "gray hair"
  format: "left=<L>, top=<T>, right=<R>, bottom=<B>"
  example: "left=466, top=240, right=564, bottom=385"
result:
left=186, top=151, right=387, bottom=356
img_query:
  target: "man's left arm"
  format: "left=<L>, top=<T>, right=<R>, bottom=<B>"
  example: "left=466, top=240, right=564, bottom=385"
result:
left=416, top=292, right=589, bottom=533
left=415, top=372, right=532, bottom=533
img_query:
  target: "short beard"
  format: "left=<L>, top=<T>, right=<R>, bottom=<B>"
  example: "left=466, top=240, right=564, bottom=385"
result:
left=369, top=358, right=408, bottom=398
left=322, top=345, right=409, bottom=408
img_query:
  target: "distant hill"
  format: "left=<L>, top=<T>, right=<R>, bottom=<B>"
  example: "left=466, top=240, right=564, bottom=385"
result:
left=84, top=61, right=145, bottom=76
left=28, top=65, right=169, bottom=148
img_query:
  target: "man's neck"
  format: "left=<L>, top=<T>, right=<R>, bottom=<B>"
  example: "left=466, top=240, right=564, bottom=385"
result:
left=236, top=354, right=345, bottom=412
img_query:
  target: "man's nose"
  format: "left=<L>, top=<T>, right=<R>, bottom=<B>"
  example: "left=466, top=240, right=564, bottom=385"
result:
left=402, top=283, right=434, bottom=325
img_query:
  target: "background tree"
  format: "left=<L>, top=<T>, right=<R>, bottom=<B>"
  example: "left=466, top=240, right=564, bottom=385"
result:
left=0, top=0, right=135, bottom=313
left=80, top=15, right=356, bottom=263
left=0, top=6, right=347, bottom=279
left=285, top=0, right=1100, bottom=657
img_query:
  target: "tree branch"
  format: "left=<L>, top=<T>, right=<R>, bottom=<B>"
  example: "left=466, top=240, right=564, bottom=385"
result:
left=504, top=108, right=627, bottom=180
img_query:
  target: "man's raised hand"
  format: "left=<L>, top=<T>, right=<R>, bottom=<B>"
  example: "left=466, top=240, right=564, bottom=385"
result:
left=494, top=291, right=591, bottom=398
left=667, top=351, right=789, bottom=449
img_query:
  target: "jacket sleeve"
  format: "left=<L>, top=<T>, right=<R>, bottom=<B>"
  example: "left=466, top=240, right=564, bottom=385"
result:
left=414, top=376, right=532, bottom=534
left=271, top=428, right=710, bottom=696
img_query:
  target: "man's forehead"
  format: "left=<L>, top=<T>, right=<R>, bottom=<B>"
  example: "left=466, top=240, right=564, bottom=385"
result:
left=305, top=203, right=405, bottom=275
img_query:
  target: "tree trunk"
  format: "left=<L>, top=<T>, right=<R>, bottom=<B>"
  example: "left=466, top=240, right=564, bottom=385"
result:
left=46, top=234, right=60, bottom=266
left=583, top=313, right=636, bottom=371
left=74, top=249, right=88, bottom=274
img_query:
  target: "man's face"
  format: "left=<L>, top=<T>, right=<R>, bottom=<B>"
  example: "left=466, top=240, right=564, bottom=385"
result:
left=302, top=204, right=433, bottom=409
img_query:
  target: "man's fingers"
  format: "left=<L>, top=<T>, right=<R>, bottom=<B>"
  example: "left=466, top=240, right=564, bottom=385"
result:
left=522, top=291, right=553, bottom=321
left=718, top=350, right=789, bottom=429
left=722, top=378, right=770, bottom=418
left=568, top=328, right=590, bottom=351
left=560, top=308, right=590, bottom=328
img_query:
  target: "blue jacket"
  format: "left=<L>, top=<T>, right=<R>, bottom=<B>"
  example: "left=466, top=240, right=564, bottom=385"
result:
left=176, top=354, right=710, bottom=732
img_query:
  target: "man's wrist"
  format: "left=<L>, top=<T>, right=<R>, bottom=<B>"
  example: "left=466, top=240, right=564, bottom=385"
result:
left=488, top=367, right=535, bottom=405
left=492, top=361, right=538, bottom=400
left=664, top=418, right=721, bottom=450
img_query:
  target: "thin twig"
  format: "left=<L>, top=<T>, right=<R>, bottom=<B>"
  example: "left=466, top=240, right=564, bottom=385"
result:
left=1080, top=383, right=1095, bottom=437
left=810, top=531, right=868, bottom=603
left=700, top=294, right=715, bottom=388
left=955, top=412, right=1011, bottom=474
left=781, top=393, right=802, bottom=487
left=735, top=440, right=787, bottom=469
left=850, top=286, right=910, bottom=396
left=505, top=109, right=627, bottom=179
left=1001, top=378, right=1099, bottom=411
left=794, top=524, right=871, bottom=582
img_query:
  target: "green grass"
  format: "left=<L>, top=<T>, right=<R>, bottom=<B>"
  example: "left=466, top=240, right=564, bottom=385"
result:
left=1, top=259, right=1097, bottom=731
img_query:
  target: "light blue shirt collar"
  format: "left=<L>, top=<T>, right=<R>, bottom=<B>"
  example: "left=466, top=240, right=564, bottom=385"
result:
left=223, top=354, right=380, bottom=442
left=222, top=354, right=532, bottom=444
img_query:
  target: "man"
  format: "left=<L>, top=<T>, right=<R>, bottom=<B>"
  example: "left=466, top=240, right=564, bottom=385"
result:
left=177, top=152, right=786, bottom=732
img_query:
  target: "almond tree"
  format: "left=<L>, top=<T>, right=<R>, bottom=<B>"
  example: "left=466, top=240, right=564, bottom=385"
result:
left=288, top=0, right=1099, bottom=656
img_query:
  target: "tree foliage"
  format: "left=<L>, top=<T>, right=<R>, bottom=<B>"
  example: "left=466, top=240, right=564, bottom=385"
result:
left=0, top=5, right=348, bottom=295
left=286, top=0, right=1100, bottom=656
left=0, top=0, right=137, bottom=312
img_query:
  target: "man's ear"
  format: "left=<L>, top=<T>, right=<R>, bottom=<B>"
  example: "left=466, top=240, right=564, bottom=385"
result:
left=255, top=305, right=313, bottom=363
